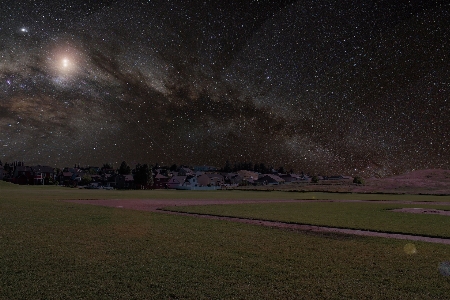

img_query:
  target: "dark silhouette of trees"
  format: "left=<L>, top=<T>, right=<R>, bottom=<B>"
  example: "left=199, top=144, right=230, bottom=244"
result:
left=118, top=161, right=131, bottom=175
left=223, top=160, right=232, bottom=172
left=353, top=176, right=364, bottom=184
left=80, top=174, right=92, bottom=186
left=134, top=164, right=153, bottom=187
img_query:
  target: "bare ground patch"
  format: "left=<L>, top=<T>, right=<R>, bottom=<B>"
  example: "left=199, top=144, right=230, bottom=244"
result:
left=391, top=207, right=450, bottom=216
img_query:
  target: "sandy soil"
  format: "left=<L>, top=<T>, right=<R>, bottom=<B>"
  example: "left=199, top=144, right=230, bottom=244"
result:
left=66, top=198, right=450, bottom=245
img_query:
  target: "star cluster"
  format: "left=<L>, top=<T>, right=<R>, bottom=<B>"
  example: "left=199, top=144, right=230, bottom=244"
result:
left=0, top=0, right=449, bottom=176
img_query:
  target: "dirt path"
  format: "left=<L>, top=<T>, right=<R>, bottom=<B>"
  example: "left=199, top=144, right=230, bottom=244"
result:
left=65, top=198, right=450, bottom=245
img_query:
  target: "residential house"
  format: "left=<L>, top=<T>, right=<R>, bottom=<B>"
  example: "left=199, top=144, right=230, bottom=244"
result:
left=256, top=174, right=285, bottom=185
left=59, top=172, right=75, bottom=186
left=166, top=176, right=187, bottom=189
left=197, top=173, right=224, bottom=187
left=178, top=167, right=194, bottom=176
left=153, top=173, right=169, bottom=189
left=224, top=173, right=242, bottom=185
left=12, top=166, right=34, bottom=185
left=280, top=173, right=309, bottom=183
left=237, top=170, right=259, bottom=182
left=31, top=165, right=55, bottom=185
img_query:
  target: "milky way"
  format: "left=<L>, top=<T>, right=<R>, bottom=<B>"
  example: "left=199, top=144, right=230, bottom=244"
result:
left=0, top=0, right=449, bottom=176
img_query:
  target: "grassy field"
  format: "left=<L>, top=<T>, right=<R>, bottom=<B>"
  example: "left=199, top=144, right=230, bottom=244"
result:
left=1, top=182, right=450, bottom=299
left=164, top=202, right=450, bottom=238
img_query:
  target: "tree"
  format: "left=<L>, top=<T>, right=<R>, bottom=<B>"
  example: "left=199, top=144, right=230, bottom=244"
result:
left=80, top=174, right=92, bottom=186
left=223, top=160, right=232, bottom=172
left=169, top=164, right=178, bottom=172
left=3, top=162, right=11, bottom=173
left=118, top=161, right=131, bottom=175
left=103, top=163, right=112, bottom=169
left=353, top=176, right=364, bottom=184
left=311, top=175, right=319, bottom=183
left=134, top=164, right=153, bottom=187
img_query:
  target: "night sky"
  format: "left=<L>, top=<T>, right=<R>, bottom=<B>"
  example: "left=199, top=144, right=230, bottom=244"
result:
left=1, top=0, right=449, bottom=176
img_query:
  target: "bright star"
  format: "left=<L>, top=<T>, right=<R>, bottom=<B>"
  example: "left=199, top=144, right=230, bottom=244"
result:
left=62, top=58, right=70, bottom=68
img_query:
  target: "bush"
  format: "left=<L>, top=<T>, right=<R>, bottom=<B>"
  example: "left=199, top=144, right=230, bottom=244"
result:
left=353, top=176, right=364, bottom=184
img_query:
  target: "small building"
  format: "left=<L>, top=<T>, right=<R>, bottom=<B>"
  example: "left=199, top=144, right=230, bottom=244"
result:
left=166, top=176, right=187, bottom=189
left=255, top=174, right=285, bottom=185
left=178, top=167, right=194, bottom=176
left=237, top=170, right=259, bottom=182
left=12, top=166, right=34, bottom=185
left=197, top=173, right=224, bottom=186
left=30, top=165, right=55, bottom=185
left=153, top=173, right=169, bottom=189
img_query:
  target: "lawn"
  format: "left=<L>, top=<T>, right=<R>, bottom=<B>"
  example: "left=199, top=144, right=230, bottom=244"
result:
left=164, top=202, right=450, bottom=238
left=1, top=183, right=450, bottom=299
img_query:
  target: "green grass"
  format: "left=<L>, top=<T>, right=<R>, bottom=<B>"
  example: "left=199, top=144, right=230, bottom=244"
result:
left=1, top=183, right=450, bottom=299
left=164, top=202, right=450, bottom=238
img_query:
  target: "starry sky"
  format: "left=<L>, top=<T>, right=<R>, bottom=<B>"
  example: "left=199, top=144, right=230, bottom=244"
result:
left=0, top=0, right=449, bottom=176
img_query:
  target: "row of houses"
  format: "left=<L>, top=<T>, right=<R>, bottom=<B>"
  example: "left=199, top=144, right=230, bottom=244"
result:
left=1, top=164, right=56, bottom=185
left=1, top=162, right=351, bottom=189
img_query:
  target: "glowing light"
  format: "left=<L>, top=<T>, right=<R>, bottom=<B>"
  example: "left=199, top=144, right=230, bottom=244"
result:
left=47, top=42, right=85, bottom=78
left=403, top=243, right=417, bottom=255
left=62, top=58, right=70, bottom=68
left=20, top=27, right=28, bottom=33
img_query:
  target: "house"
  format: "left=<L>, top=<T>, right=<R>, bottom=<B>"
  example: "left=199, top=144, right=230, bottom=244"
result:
left=30, top=165, right=55, bottom=185
left=153, top=173, right=169, bottom=189
left=176, top=175, right=221, bottom=190
left=237, top=170, right=259, bottom=182
left=256, top=174, right=285, bottom=185
left=224, top=173, right=242, bottom=185
left=197, top=173, right=224, bottom=186
left=59, top=172, right=75, bottom=186
left=166, top=176, right=187, bottom=189
left=12, top=166, right=34, bottom=185
left=178, top=167, right=194, bottom=176
left=184, top=175, right=198, bottom=187
left=280, top=173, right=309, bottom=183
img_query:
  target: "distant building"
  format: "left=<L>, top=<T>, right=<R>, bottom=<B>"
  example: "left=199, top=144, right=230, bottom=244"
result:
left=30, top=165, right=55, bottom=185
left=166, top=176, right=187, bottom=189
